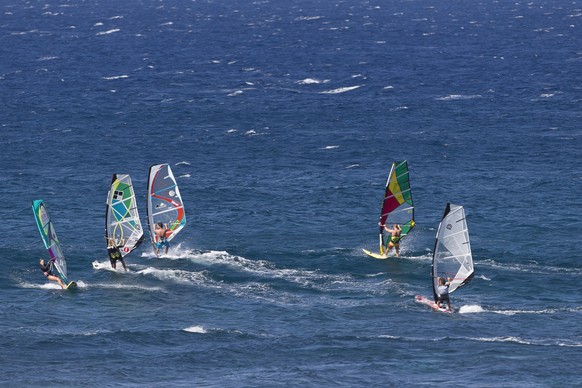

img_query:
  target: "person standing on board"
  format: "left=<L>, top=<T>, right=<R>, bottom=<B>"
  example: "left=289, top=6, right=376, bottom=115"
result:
left=39, top=258, right=65, bottom=289
left=154, top=222, right=170, bottom=256
left=436, top=277, right=452, bottom=311
left=380, top=223, right=402, bottom=257
left=107, top=238, right=127, bottom=271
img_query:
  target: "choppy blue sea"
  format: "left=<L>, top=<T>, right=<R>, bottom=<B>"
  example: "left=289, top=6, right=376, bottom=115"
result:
left=1, top=0, right=581, bottom=386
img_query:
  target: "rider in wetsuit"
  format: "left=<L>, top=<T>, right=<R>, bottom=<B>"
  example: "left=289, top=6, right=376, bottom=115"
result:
left=107, top=238, right=127, bottom=271
left=39, top=258, right=65, bottom=288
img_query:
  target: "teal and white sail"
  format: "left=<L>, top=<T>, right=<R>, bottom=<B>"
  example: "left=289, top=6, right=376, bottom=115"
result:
left=431, top=203, right=474, bottom=302
left=32, top=200, right=70, bottom=284
left=105, top=174, right=144, bottom=257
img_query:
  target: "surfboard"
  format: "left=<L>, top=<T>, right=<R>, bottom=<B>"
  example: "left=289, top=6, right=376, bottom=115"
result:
left=65, top=281, right=78, bottom=290
left=415, top=295, right=451, bottom=314
left=362, top=249, right=389, bottom=260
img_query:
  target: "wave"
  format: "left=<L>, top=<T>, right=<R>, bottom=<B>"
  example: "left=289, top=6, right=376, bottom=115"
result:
left=458, top=304, right=484, bottom=313
left=294, top=16, right=323, bottom=21
left=297, top=78, right=329, bottom=84
left=436, top=94, right=482, bottom=101
left=37, top=56, right=59, bottom=61
left=87, top=282, right=165, bottom=292
left=102, top=75, right=129, bottom=80
left=183, top=325, right=207, bottom=334
left=478, top=259, right=582, bottom=275
left=320, top=85, right=361, bottom=94
left=96, top=29, right=120, bottom=36
left=138, top=246, right=398, bottom=298
left=468, top=336, right=582, bottom=347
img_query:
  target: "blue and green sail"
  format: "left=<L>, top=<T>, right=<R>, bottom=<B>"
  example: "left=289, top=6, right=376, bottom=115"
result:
left=32, top=200, right=70, bottom=284
left=105, top=174, right=144, bottom=257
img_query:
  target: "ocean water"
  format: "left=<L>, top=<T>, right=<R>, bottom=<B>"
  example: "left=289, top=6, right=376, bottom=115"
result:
left=1, top=0, right=581, bottom=386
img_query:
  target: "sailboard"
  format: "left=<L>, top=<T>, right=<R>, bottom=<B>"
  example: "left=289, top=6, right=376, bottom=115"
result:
left=416, top=203, right=474, bottom=313
left=105, top=174, right=145, bottom=257
left=363, top=161, right=415, bottom=259
left=146, top=163, right=187, bottom=252
left=32, top=200, right=77, bottom=289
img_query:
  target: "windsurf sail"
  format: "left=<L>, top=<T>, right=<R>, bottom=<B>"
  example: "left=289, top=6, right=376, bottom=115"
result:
left=105, top=174, right=145, bottom=257
left=431, top=203, right=474, bottom=302
left=377, top=161, right=415, bottom=254
left=32, top=200, right=70, bottom=284
left=146, top=163, right=186, bottom=247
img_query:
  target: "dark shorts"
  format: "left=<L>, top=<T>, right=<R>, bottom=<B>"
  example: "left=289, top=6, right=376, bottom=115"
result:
left=437, top=294, right=450, bottom=303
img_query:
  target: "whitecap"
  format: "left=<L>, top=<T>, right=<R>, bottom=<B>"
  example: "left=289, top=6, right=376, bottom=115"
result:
left=175, top=161, right=191, bottom=166
left=96, top=29, right=120, bottom=36
left=323, top=145, right=339, bottom=149
left=297, top=78, right=328, bottom=84
left=436, top=94, right=482, bottom=101
left=473, top=336, right=532, bottom=345
left=295, top=16, right=323, bottom=21
left=183, top=325, right=207, bottom=334
left=102, top=75, right=129, bottom=80
left=37, top=56, right=59, bottom=61
left=320, top=85, right=361, bottom=94
left=458, top=305, right=484, bottom=314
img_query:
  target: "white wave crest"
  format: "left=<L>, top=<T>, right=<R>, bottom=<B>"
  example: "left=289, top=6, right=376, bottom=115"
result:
left=96, top=29, right=120, bottom=36
left=102, top=75, right=128, bottom=80
left=183, top=325, right=207, bottom=333
left=295, top=16, right=323, bottom=21
left=320, top=85, right=361, bottom=94
left=458, top=305, right=484, bottom=314
left=436, top=94, right=482, bottom=101
left=297, top=78, right=329, bottom=84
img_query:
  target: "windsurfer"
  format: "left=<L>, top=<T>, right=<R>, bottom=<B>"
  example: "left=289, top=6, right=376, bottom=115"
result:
left=39, top=258, right=65, bottom=289
left=381, top=223, right=402, bottom=257
left=107, top=238, right=127, bottom=271
left=436, top=277, right=452, bottom=311
left=154, top=222, right=170, bottom=256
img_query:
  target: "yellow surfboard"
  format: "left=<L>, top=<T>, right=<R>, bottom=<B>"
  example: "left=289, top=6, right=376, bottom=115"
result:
left=362, top=249, right=389, bottom=260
